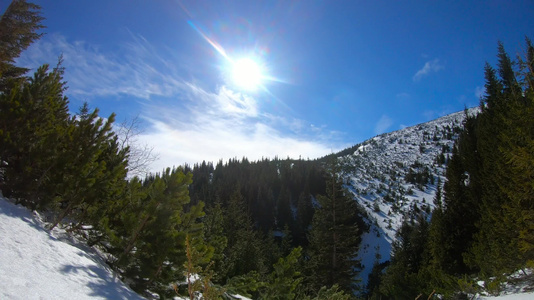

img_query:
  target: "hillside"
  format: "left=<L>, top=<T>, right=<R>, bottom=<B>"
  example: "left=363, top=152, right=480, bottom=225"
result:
left=2, top=107, right=534, bottom=299
left=0, top=196, right=145, bottom=300
left=338, top=109, right=476, bottom=284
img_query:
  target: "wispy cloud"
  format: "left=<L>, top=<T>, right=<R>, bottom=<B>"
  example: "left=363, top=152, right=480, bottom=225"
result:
left=17, top=33, right=186, bottom=100
left=413, top=58, right=443, bottom=82
left=374, top=115, right=393, bottom=135
left=138, top=84, right=336, bottom=171
left=18, top=33, right=338, bottom=172
left=396, top=92, right=410, bottom=100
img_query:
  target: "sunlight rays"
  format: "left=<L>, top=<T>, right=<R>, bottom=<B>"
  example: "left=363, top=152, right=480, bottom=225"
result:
left=185, top=19, right=283, bottom=93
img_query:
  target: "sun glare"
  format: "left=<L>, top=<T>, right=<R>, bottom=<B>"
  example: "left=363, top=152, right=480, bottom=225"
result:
left=232, top=58, right=262, bottom=91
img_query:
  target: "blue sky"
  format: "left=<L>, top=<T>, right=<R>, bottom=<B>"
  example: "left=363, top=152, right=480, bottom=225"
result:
left=6, top=0, right=534, bottom=172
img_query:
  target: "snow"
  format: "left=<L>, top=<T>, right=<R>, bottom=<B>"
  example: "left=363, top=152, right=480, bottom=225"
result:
left=479, top=293, right=534, bottom=299
left=0, top=196, right=145, bottom=300
left=356, top=223, right=392, bottom=286
left=474, top=269, right=534, bottom=300
left=339, top=109, right=479, bottom=287
left=2, top=107, right=531, bottom=299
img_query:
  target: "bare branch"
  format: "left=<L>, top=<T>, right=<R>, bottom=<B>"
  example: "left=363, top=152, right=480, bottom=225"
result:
left=115, top=115, right=159, bottom=178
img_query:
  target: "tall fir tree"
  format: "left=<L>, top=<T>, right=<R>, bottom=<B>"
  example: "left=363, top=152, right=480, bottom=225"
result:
left=0, top=63, right=70, bottom=209
left=306, top=159, right=362, bottom=295
left=219, top=185, right=268, bottom=281
left=0, top=0, right=44, bottom=90
left=467, top=42, right=528, bottom=275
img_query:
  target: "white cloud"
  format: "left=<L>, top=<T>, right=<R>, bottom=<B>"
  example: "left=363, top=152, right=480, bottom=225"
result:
left=413, top=58, right=444, bottom=82
left=138, top=85, right=335, bottom=171
left=374, top=115, right=393, bottom=135
left=18, top=33, right=341, bottom=172
left=17, top=33, right=186, bottom=100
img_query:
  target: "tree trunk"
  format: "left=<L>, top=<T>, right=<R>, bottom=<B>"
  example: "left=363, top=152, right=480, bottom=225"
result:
left=49, top=201, right=74, bottom=230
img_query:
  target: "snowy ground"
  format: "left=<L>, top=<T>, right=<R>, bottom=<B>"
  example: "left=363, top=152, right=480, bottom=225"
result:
left=475, top=269, right=534, bottom=300
left=0, top=196, right=145, bottom=300
left=480, top=294, right=534, bottom=300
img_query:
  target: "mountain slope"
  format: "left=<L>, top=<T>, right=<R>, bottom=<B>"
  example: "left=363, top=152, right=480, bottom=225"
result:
left=0, top=196, right=145, bottom=300
left=337, top=109, right=476, bottom=285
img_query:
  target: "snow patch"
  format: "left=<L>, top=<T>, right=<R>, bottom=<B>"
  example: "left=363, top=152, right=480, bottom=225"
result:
left=0, top=197, right=145, bottom=300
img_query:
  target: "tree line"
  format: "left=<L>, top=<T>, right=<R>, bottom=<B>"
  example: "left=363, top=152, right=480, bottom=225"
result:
left=366, top=39, right=534, bottom=299
left=0, top=1, right=367, bottom=298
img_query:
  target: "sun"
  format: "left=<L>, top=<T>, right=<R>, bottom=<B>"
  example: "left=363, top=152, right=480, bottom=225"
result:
left=231, top=58, right=263, bottom=91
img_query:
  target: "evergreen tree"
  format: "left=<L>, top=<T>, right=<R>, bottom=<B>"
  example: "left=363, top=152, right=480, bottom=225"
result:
left=427, top=178, right=448, bottom=272
left=306, top=160, right=362, bottom=294
left=0, top=0, right=44, bottom=90
left=109, top=168, right=206, bottom=297
left=466, top=42, right=528, bottom=275
left=220, top=186, right=268, bottom=281
left=295, top=188, right=313, bottom=246
left=260, top=247, right=304, bottom=300
left=48, top=104, right=129, bottom=229
left=379, top=216, right=430, bottom=299
left=277, top=186, right=293, bottom=228
left=203, top=201, right=228, bottom=283
left=438, top=112, right=481, bottom=275
left=506, top=38, right=534, bottom=267
left=0, top=63, right=70, bottom=209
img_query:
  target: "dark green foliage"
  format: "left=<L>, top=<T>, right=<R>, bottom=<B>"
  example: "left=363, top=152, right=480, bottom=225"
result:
left=379, top=216, right=430, bottom=299
left=203, top=201, right=228, bottom=283
left=259, top=247, right=304, bottom=299
left=465, top=41, right=532, bottom=275
left=375, top=39, right=534, bottom=298
left=103, top=168, right=208, bottom=298
left=365, top=246, right=389, bottom=300
left=0, top=63, right=70, bottom=208
left=187, top=157, right=325, bottom=237
left=306, top=160, right=363, bottom=295
left=373, top=41, right=534, bottom=298
left=438, top=112, right=482, bottom=275
left=218, top=186, right=269, bottom=281
left=185, top=157, right=329, bottom=286
left=225, top=246, right=351, bottom=300
left=49, top=104, right=129, bottom=230
left=0, top=0, right=44, bottom=90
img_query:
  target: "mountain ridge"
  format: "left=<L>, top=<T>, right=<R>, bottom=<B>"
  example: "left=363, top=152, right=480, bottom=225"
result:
left=336, top=107, right=479, bottom=286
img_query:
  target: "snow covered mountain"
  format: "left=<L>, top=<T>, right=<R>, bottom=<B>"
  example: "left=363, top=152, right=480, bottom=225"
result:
left=338, top=109, right=476, bottom=285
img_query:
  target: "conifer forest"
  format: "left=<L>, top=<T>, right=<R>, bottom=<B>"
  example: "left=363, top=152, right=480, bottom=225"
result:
left=1, top=1, right=533, bottom=299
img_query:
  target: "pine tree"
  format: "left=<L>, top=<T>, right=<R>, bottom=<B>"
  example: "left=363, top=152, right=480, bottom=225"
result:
left=428, top=111, right=481, bottom=276
left=0, top=0, right=44, bottom=90
left=48, top=104, right=127, bottom=229
left=0, top=63, right=70, bottom=209
left=295, top=188, right=313, bottom=245
left=379, top=216, right=431, bottom=299
left=467, top=42, right=527, bottom=275
left=306, top=160, right=362, bottom=294
left=260, top=247, right=304, bottom=300
left=108, top=168, right=206, bottom=297
left=277, top=186, right=293, bottom=228
left=220, top=186, right=268, bottom=280
left=506, top=38, right=534, bottom=267
left=203, top=201, right=228, bottom=283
